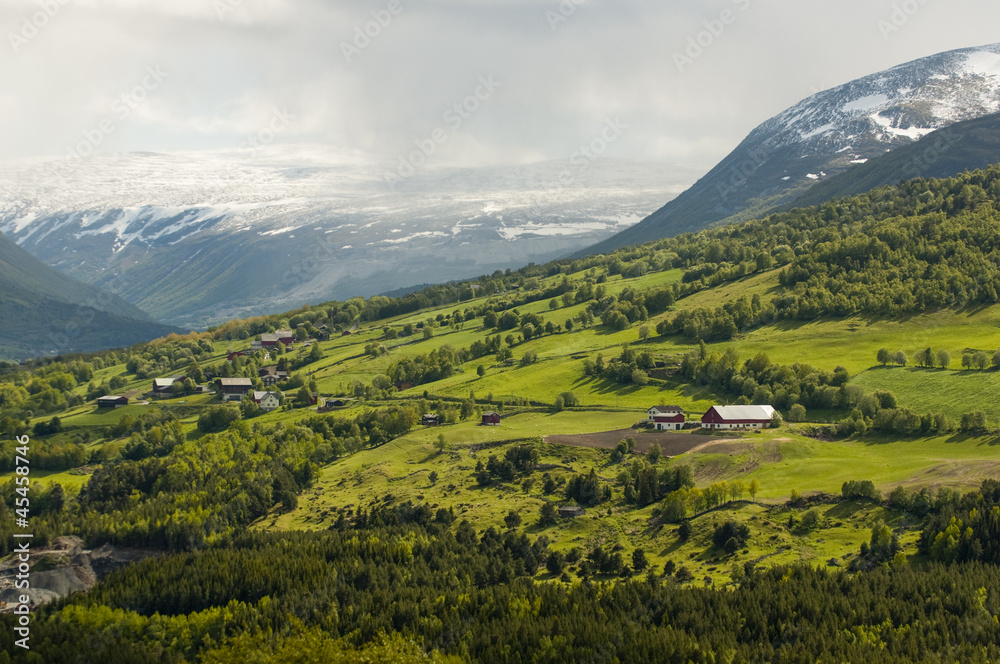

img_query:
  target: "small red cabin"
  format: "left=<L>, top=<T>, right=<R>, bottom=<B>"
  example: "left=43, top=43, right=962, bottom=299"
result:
left=481, top=412, right=501, bottom=426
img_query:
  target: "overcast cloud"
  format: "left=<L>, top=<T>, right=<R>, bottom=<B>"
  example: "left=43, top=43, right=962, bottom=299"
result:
left=2, top=0, right=999, bottom=171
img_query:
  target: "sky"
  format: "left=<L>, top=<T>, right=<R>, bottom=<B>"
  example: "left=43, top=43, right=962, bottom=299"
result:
left=3, top=0, right=1000, bottom=172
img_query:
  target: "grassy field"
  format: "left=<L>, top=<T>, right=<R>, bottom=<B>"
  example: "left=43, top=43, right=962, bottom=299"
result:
left=261, top=416, right=958, bottom=584
left=852, top=365, right=1000, bottom=421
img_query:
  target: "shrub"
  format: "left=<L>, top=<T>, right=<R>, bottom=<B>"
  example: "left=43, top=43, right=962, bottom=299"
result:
left=712, top=521, right=750, bottom=553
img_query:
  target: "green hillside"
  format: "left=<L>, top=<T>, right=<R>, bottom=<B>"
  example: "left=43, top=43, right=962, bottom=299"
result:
left=7, top=164, right=1000, bottom=661
left=0, top=232, right=180, bottom=359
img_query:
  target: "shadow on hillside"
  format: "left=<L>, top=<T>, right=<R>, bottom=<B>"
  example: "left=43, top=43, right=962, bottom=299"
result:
left=657, top=538, right=684, bottom=558
left=944, top=432, right=1000, bottom=446
left=570, top=375, right=714, bottom=402
left=825, top=501, right=873, bottom=520
left=570, top=376, right=645, bottom=397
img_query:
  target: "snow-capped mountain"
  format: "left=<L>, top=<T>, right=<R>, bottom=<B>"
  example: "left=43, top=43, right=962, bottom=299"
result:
left=589, top=43, right=1000, bottom=254
left=0, top=147, right=698, bottom=327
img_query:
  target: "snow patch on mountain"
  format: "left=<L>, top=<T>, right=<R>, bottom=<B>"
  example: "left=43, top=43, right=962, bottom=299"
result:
left=0, top=148, right=700, bottom=326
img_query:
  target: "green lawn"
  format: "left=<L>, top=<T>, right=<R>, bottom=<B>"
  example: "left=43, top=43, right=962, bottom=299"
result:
left=678, top=428, right=1000, bottom=500
left=851, top=366, right=1000, bottom=422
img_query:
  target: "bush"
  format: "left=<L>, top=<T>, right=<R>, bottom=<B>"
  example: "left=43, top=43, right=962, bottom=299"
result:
left=801, top=509, right=820, bottom=530
left=842, top=479, right=881, bottom=502
left=712, top=521, right=750, bottom=553
left=558, top=391, right=579, bottom=407
left=788, top=403, right=807, bottom=422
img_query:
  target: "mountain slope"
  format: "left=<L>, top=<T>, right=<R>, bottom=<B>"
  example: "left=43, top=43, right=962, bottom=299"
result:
left=0, top=231, right=179, bottom=359
left=586, top=42, right=1000, bottom=254
left=788, top=111, right=1000, bottom=209
left=0, top=149, right=699, bottom=328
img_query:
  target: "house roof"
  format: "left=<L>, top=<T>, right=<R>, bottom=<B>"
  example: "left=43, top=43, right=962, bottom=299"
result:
left=705, top=405, right=776, bottom=421
left=153, top=377, right=183, bottom=388
left=98, top=395, right=126, bottom=401
left=649, top=405, right=684, bottom=412
left=253, top=391, right=280, bottom=400
left=219, top=377, right=253, bottom=387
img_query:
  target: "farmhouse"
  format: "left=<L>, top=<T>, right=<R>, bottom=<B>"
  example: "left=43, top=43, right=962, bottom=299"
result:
left=422, top=413, right=440, bottom=426
left=260, top=330, right=295, bottom=348
left=97, top=395, right=128, bottom=408
left=647, top=405, right=685, bottom=431
left=152, top=376, right=184, bottom=396
left=701, top=405, right=777, bottom=430
left=252, top=391, right=281, bottom=412
left=322, top=398, right=352, bottom=409
left=217, top=377, right=253, bottom=402
left=558, top=506, right=585, bottom=518
left=482, top=412, right=501, bottom=426
left=647, top=405, right=683, bottom=418
left=259, top=365, right=289, bottom=387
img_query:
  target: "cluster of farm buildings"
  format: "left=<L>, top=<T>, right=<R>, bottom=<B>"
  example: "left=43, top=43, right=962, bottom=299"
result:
left=96, top=329, right=332, bottom=413
left=646, top=404, right=778, bottom=430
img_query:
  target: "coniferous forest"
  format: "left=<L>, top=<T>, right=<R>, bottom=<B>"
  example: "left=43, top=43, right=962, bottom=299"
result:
left=6, top=490, right=1000, bottom=663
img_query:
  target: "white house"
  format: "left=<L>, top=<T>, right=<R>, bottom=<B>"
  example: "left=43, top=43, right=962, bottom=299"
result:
left=701, top=405, right=777, bottom=430
left=647, top=405, right=684, bottom=419
left=253, top=391, right=281, bottom=412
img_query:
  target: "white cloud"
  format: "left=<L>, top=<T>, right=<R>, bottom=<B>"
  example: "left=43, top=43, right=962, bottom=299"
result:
left=3, top=0, right=1000, bottom=169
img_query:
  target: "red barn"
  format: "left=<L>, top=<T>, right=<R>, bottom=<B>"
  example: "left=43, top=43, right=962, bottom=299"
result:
left=701, top=405, right=777, bottom=430
left=481, top=412, right=501, bottom=426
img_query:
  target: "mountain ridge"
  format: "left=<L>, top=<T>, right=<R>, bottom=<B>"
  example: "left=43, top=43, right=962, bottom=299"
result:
left=584, top=42, right=1000, bottom=254
left=0, top=231, right=180, bottom=359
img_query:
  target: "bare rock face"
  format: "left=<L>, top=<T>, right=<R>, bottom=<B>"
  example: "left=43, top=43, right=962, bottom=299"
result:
left=0, top=535, right=155, bottom=609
